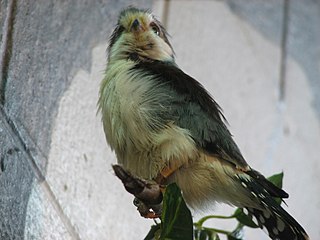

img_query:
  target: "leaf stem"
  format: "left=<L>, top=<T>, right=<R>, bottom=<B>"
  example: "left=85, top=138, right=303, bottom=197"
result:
left=195, top=214, right=235, bottom=227
left=202, top=226, right=231, bottom=235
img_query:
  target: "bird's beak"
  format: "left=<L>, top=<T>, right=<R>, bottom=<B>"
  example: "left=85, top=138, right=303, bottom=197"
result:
left=131, top=19, right=142, bottom=33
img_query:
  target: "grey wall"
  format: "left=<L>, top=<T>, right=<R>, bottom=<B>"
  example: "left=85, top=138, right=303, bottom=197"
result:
left=0, top=1, right=150, bottom=239
left=1, top=0, right=319, bottom=239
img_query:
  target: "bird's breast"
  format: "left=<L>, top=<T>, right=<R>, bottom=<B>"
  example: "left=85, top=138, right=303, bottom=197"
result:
left=100, top=60, right=155, bottom=152
left=99, top=60, right=198, bottom=179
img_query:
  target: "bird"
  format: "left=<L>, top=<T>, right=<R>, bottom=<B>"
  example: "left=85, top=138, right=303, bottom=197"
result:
left=98, top=7, right=309, bottom=240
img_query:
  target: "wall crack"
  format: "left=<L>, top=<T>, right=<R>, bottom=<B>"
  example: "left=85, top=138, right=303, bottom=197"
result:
left=0, top=0, right=16, bottom=105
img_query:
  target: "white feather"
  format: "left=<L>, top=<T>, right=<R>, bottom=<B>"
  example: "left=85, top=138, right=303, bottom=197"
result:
left=99, top=59, right=197, bottom=179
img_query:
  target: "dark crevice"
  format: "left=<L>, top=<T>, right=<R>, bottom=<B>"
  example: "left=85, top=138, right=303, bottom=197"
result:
left=0, top=155, right=4, bottom=173
left=0, top=106, right=82, bottom=240
left=0, top=0, right=16, bottom=105
left=279, top=0, right=290, bottom=101
left=0, top=107, right=45, bottom=182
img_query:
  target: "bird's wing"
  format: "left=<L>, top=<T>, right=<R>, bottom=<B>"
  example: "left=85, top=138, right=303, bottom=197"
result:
left=131, top=61, right=249, bottom=169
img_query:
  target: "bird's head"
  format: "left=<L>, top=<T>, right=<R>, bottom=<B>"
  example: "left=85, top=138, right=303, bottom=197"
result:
left=108, top=7, right=174, bottom=63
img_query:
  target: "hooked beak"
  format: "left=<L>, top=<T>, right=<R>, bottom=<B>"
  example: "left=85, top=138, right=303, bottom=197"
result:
left=131, top=19, right=142, bottom=32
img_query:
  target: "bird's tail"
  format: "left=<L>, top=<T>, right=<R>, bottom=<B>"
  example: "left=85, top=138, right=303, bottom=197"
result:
left=245, top=204, right=309, bottom=240
left=239, top=173, right=309, bottom=240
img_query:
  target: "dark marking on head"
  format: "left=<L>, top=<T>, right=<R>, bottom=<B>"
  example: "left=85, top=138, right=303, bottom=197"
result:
left=118, top=6, right=150, bottom=20
left=128, top=52, right=139, bottom=62
left=154, top=18, right=173, bottom=51
left=108, top=7, right=149, bottom=56
left=108, top=25, right=125, bottom=55
left=107, top=7, right=174, bottom=62
left=147, top=42, right=154, bottom=49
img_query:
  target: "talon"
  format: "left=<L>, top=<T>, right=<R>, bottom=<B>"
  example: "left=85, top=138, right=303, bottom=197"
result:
left=133, top=197, right=140, bottom=207
left=134, top=197, right=162, bottom=218
left=142, top=212, right=161, bottom=219
left=113, top=165, right=164, bottom=218
left=113, top=165, right=163, bottom=205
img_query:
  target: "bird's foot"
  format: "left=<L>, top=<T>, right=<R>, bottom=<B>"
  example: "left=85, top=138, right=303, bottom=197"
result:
left=112, top=164, right=163, bottom=218
left=133, top=198, right=162, bottom=219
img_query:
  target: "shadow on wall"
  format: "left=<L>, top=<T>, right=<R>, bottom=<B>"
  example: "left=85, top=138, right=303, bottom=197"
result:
left=227, top=0, right=320, bottom=119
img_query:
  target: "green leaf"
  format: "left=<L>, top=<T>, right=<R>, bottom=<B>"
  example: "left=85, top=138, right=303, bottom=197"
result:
left=160, top=183, right=193, bottom=240
left=227, top=235, right=242, bottom=240
left=197, top=229, right=220, bottom=240
left=267, top=172, right=284, bottom=189
left=267, top=172, right=284, bottom=205
left=233, top=208, right=259, bottom=229
left=144, top=224, right=161, bottom=240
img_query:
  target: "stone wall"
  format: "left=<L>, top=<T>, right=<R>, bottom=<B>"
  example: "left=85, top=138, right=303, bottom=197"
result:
left=1, top=0, right=319, bottom=239
left=0, top=1, right=151, bottom=239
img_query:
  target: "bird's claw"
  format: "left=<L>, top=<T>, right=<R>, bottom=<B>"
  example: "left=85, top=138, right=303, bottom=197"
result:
left=133, top=198, right=162, bottom=218
left=112, top=164, right=163, bottom=218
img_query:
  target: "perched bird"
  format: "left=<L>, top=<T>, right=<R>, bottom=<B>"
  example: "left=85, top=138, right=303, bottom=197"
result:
left=98, top=7, right=309, bottom=240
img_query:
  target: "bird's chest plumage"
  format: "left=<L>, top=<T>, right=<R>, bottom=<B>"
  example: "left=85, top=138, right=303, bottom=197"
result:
left=100, top=61, right=156, bottom=152
left=99, top=60, right=197, bottom=179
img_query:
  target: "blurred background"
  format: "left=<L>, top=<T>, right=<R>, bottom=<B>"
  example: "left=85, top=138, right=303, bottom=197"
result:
left=0, top=0, right=319, bottom=239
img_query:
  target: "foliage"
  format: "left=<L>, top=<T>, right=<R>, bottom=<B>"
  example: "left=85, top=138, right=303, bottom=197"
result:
left=144, top=172, right=284, bottom=240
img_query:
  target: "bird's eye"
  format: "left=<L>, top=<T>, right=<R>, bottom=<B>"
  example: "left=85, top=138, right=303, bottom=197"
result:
left=150, top=23, right=160, bottom=36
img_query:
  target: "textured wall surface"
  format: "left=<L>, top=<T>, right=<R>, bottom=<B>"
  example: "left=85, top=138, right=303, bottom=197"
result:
left=164, top=1, right=320, bottom=239
left=0, top=1, right=151, bottom=239
left=0, top=0, right=319, bottom=239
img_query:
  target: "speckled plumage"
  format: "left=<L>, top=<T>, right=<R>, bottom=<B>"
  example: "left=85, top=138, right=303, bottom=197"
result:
left=98, top=7, right=308, bottom=240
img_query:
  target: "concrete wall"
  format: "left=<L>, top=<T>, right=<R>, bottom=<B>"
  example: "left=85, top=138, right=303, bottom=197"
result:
left=0, top=1, right=151, bottom=239
left=0, top=0, right=319, bottom=239
left=163, top=1, right=320, bottom=239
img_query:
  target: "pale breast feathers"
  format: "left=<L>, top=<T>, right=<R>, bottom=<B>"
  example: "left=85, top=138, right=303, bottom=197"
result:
left=98, top=60, right=198, bottom=178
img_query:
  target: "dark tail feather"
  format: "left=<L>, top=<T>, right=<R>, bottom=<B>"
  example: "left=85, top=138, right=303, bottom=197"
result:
left=246, top=204, right=309, bottom=240
left=246, top=169, right=289, bottom=198
left=239, top=176, right=309, bottom=240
